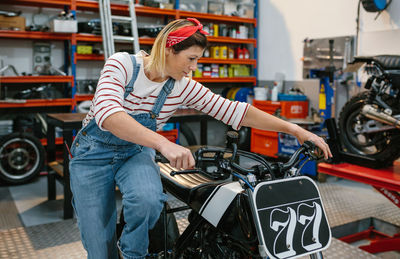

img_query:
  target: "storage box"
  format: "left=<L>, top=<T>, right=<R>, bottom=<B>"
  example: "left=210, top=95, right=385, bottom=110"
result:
left=280, top=101, right=308, bottom=119
left=251, top=129, right=278, bottom=158
left=180, top=0, right=208, bottom=13
left=50, top=19, right=77, bottom=33
left=0, top=15, right=25, bottom=31
left=77, top=45, right=93, bottom=55
left=208, top=1, right=224, bottom=15
left=157, top=129, right=178, bottom=143
left=253, top=100, right=281, bottom=115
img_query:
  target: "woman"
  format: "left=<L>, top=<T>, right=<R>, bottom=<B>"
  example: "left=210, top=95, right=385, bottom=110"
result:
left=69, top=18, right=332, bottom=259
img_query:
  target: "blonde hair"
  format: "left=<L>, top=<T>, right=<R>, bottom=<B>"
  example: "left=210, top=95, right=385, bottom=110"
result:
left=145, top=19, right=205, bottom=77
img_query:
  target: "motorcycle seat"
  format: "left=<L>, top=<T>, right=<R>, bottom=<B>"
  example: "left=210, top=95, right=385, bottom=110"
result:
left=158, top=162, right=228, bottom=207
left=353, top=55, right=400, bottom=70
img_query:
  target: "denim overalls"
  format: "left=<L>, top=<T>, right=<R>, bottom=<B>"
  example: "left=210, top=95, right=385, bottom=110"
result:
left=69, top=55, right=173, bottom=259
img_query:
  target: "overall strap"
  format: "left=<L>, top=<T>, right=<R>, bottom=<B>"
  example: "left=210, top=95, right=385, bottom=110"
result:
left=150, top=78, right=175, bottom=119
left=124, top=55, right=141, bottom=99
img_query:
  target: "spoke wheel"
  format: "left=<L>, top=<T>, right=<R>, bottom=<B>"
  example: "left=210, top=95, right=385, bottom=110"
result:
left=0, top=133, right=45, bottom=184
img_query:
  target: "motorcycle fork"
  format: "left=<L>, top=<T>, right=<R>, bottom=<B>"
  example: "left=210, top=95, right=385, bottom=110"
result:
left=172, top=213, right=207, bottom=257
left=245, top=188, right=268, bottom=259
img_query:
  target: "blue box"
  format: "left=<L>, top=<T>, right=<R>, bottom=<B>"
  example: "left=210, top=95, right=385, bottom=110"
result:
left=278, top=93, right=307, bottom=101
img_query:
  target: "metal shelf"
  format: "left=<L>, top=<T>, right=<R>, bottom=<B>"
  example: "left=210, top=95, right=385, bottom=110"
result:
left=193, top=76, right=256, bottom=85
left=207, top=36, right=257, bottom=47
left=0, top=98, right=74, bottom=108
left=0, top=30, right=72, bottom=41
left=75, top=94, right=94, bottom=101
left=177, top=10, right=256, bottom=26
left=76, top=0, right=176, bottom=16
left=3, top=0, right=71, bottom=9
left=199, top=58, right=256, bottom=66
left=76, top=54, right=104, bottom=61
left=75, top=34, right=155, bottom=45
left=0, top=76, right=74, bottom=84
left=40, top=137, right=64, bottom=146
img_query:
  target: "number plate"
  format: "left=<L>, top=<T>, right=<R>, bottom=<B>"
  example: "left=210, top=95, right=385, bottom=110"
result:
left=252, top=176, right=331, bottom=259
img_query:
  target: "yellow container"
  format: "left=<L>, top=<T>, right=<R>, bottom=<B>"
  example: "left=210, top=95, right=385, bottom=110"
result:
left=219, top=46, right=227, bottom=59
left=228, top=47, right=234, bottom=59
left=211, top=46, right=220, bottom=59
left=77, top=45, right=93, bottom=55
left=213, top=24, right=219, bottom=37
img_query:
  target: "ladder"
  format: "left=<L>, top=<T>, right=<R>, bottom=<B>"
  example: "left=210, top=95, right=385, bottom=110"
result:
left=98, top=0, right=140, bottom=60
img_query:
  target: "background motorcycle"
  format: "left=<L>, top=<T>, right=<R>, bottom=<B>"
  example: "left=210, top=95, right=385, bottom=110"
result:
left=339, top=55, right=400, bottom=168
left=118, top=132, right=330, bottom=258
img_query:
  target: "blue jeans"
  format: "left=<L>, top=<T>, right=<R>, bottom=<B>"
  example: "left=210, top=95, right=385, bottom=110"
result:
left=69, top=128, right=167, bottom=259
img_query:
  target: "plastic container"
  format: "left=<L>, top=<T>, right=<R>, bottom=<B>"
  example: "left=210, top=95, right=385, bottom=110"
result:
left=280, top=101, right=309, bottom=119
left=251, top=129, right=278, bottom=158
left=219, top=45, right=227, bottom=59
left=271, top=85, right=279, bottom=101
left=253, top=87, right=268, bottom=101
left=211, top=46, right=220, bottom=59
left=157, top=129, right=178, bottom=143
left=252, top=100, right=281, bottom=114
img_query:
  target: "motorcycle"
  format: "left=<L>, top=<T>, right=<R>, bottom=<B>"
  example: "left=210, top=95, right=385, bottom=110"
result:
left=118, top=132, right=331, bottom=259
left=339, top=55, right=400, bottom=168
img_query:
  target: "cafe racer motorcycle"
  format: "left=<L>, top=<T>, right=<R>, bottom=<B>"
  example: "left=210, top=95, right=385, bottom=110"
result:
left=339, top=55, right=400, bottom=168
left=118, top=132, right=331, bottom=259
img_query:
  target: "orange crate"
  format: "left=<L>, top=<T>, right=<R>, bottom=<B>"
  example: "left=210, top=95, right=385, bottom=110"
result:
left=280, top=101, right=308, bottom=119
left=157, top=129, right=178, bottom=143
left=250, top=128, right=278, bottom=158
left=253, top=100, right=281, bottom=115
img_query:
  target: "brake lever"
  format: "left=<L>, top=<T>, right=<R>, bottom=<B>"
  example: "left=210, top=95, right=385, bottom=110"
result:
left=170, top=169, right=203, bottom=176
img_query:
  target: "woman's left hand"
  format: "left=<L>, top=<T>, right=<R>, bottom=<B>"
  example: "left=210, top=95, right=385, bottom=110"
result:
left=293, top=125, right=332, bottom=160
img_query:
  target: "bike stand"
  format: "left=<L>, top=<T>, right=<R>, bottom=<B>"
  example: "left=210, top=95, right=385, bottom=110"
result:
left=325, top=118, right=386, bottom=169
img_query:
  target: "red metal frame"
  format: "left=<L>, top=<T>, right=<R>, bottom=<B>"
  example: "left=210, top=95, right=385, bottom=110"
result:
left=318, top=162, right=400, bottom=254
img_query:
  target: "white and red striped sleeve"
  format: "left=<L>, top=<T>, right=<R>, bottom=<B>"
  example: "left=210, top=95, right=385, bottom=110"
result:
left=182, top=79, right=250, bottom=130
left=93, top=52, right=133, bottom=130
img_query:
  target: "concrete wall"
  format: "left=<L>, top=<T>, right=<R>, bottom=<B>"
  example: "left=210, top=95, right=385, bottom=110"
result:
left=258, top=0, right=400, bottom=81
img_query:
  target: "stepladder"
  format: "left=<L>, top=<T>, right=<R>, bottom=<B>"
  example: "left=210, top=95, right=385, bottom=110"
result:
left=98, top=0, right=140, bottom=60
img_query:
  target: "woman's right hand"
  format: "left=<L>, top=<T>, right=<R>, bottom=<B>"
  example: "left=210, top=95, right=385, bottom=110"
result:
left=158, top=140, right=195, bottom=170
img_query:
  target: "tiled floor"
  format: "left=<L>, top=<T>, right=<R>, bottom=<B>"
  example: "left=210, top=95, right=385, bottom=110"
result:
left=0, top=175, right=399, bottom=258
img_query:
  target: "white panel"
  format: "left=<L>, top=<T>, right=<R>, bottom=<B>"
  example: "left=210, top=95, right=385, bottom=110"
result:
left=258, top=0, right=399, bottom=81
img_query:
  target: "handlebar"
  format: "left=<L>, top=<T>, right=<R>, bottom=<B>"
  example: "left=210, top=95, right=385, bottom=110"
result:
left=155, top=140, right=324, bottom=182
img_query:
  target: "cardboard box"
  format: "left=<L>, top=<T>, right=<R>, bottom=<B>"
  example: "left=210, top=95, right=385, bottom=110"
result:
left=0, top=15, right=25, bottom=31
left=50, top=19, right=77, bottom=33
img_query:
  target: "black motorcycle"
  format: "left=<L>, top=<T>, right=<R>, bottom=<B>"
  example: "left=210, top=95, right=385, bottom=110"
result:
left=339, top=55, right=400, bottom=167
left=118, top=132, right=331, bottom=259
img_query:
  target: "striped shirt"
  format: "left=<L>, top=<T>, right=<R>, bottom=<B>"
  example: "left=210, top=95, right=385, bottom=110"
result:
left=83, top=51, right=250, bottom=131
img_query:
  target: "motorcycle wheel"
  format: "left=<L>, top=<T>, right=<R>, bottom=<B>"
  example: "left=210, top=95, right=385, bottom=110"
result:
left=0, top=132, right=45, bottom=184
left=338, top=92, right=400, bottom=167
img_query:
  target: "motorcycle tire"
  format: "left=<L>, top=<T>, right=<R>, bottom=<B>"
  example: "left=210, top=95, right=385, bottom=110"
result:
left=338, top=92, right=400, bottom=167
left=0, top=132, right=45, bottom=184
left=179, top=123, right=198, bottom=146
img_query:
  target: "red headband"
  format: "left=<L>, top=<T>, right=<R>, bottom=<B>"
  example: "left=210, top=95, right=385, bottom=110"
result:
left=166, top=18, right=209, bottom=48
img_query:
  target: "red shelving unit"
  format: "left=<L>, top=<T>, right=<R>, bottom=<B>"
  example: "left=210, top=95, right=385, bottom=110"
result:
left=193, top=76, right=256, bottom=85
left=0, top=30, right=72, bottom=41
left=3, top=0, right=71, bottom=9
left=2, top=0, right=258, bottom=109
left=74, top=94, right=94, bottom=101
left=0, top=98, right=74, bottom=108
left=177, top=10, right=256, bottom=26
left=199, top=58, right=256, bottom=66
left=0, top=75, right=74, bottom=84
left=41, top=137, right=64, bottom=146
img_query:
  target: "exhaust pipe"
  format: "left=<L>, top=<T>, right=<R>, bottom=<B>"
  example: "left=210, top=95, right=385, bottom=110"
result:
left=361, top=104, right=400, bottom=129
